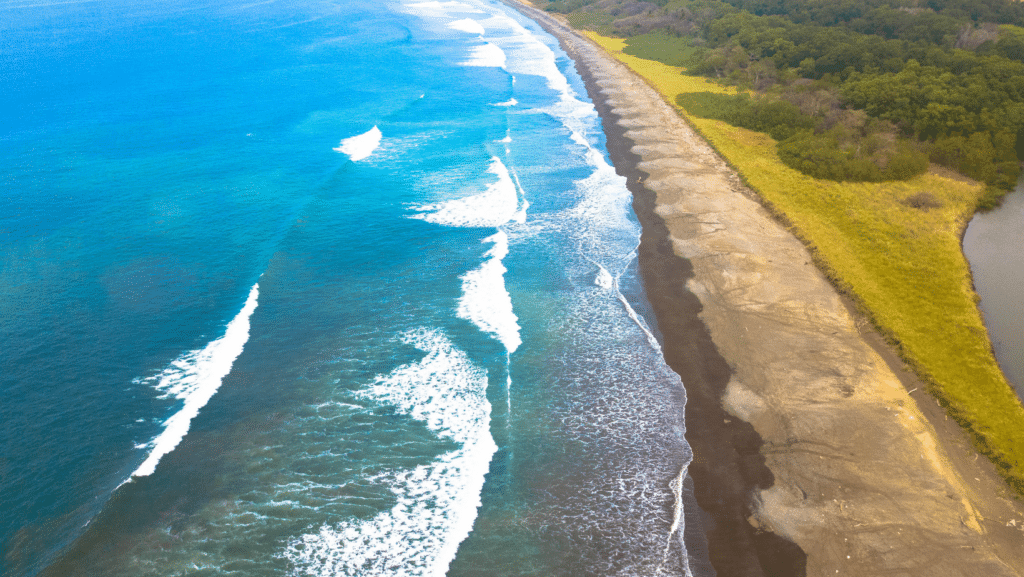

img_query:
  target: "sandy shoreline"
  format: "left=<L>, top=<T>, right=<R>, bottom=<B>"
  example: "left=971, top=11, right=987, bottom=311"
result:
left=504, top=2, right=1024, bottom=575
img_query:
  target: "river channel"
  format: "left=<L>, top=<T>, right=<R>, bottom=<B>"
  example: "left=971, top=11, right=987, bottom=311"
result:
left=963, top=182, right=1024, bottom=400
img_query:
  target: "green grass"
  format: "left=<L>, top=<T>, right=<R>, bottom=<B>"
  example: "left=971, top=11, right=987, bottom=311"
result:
left=585, top=31, right=1024, bottom=494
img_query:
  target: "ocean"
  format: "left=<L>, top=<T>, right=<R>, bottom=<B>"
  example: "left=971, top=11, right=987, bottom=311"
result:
left=0, top=0, right=704, bottom=574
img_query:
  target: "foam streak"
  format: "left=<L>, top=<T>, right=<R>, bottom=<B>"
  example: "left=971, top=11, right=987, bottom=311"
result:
left=658, top=465, right=695, bottom=577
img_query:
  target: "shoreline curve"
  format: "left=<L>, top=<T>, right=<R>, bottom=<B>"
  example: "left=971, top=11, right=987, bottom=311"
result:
left=503, top=2, right=1024, bottom=575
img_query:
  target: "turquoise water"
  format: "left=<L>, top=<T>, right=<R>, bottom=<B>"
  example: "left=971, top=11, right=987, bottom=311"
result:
left=1, top=0, right=703, bottom=574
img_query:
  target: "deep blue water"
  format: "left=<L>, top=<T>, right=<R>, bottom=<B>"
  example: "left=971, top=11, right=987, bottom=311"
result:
left=0, top=0, right=705, bottom=575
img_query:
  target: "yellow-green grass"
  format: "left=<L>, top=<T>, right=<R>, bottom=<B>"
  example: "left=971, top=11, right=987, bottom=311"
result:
left=584, top=31, right=1024, bottom=492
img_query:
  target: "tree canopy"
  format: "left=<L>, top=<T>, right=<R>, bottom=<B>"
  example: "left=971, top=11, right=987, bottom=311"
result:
left=541, top=0, right=1024, bottom=190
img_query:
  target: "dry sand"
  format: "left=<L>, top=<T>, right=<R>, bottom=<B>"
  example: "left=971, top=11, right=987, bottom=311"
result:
left=504, top=2, right=1024, bottom=575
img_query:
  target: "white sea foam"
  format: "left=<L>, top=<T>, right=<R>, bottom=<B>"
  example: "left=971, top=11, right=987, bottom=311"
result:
left=463, top=42, right=506, bottom=68
left=569, top=149, right=635, bottom=247
left=508, top=165, right=529, bottom=224
left=410, top=157, right=519, bottom=228
left=403, top=0, right=483, bottom=18
left=595, top=265, right=614, bottom=289
left=458, top=231, right=521, bottom=353
left=410, top=159, right=523, bottom=352
left=465, top=5, right=698, bottom=572
left=333, top=125, right=382, bottom=161
left=658, top=465, right=692, bottom=577
left=448, top=17, right=485, bottom=35
left=406, top=0, right=572, bottom=100
left=468, top=6, right=600, bottom=145
left=570, top=151, right=665, bottom=351
left=283, top=330, right=496, bottom=577
left=130, top=283, right=259, bottom=479
left=386, top=3, right=700, bottom=573
left=411, top=157, right=523, bottom=352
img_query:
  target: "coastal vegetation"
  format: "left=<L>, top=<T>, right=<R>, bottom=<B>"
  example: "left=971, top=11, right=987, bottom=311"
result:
left=537, top=0, right=1024, bottom=493
left=551, top=0, right=1024, bottom=205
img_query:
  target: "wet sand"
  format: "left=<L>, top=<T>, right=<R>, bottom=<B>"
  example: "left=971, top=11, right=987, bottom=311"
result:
left=504, top=2, right=1024, bottom=575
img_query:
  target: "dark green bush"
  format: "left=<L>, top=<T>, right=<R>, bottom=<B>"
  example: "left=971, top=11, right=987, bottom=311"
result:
left=675, top=92, right=815, bottom=139
left=882, top=145, right=930, bottom=181
left=778, top=130, right=929, bottom=182
left=930, top=132, right=1022, bottom=189
left=678, top=93, right=928, bottom=182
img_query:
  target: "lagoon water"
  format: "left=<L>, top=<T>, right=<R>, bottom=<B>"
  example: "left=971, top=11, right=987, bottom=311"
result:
left=0, top=0, right=704, bottom=575
left=964, top=185, right=1024, bottom=399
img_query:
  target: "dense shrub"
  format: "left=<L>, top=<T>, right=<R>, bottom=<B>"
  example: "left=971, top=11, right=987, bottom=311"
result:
left=929, top=132, right=1021, bottom=189
left=676, top=92, right=814, bottom=139
left=677, top=92, right=929, bottom=181
left=778, top=130, right=929, bottom=181
left=883, top=145, right=932, bottom=180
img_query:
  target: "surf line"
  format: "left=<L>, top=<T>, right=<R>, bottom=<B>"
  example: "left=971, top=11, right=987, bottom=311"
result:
left=484, top=7, right=697, bottom=572
left=125, top=282, right=260, bottom=483
left=411, top=154, right=525, bottom=426
left=283, top=329, right=498, bottom=577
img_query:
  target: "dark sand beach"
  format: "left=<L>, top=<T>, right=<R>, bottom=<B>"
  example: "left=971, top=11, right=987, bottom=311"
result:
left=504, top=2, right=1024, bottom=575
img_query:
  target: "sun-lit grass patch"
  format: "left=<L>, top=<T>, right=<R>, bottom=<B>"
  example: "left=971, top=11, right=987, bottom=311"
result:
left=584, top=31, right=1024, bottom=492
left=584, top=31, right=734, bottom=96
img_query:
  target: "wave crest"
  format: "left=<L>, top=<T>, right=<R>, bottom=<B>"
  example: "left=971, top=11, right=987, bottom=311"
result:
left=334, top=126, right=382, bottom=161
left=129, top=283, right=259, bottom=480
